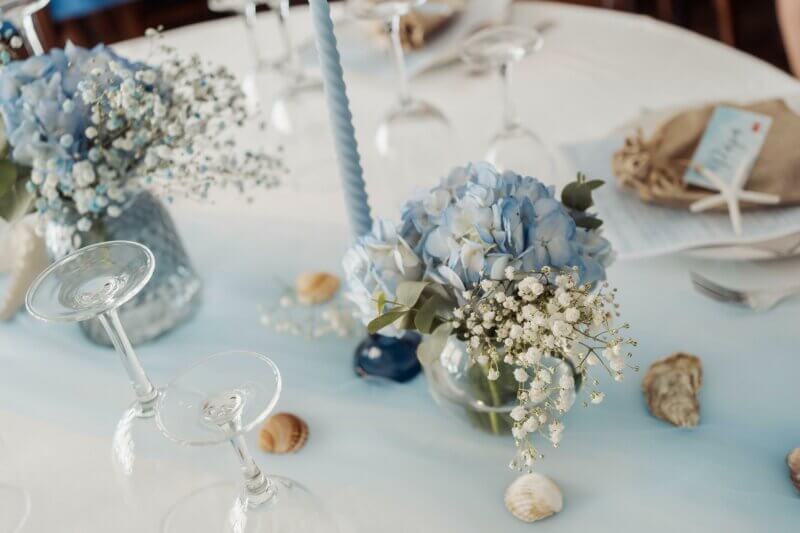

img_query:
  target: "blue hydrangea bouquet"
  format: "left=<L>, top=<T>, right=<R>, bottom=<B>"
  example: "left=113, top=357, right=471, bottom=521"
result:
left=344, top=163, right=637, bottom=471
left=0, top=34, right=282, bottom=241
left=0, top=32, right=282, bottom=344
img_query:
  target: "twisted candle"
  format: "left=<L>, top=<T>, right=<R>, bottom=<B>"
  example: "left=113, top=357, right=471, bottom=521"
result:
left=308, top=0, right=373, bottom=238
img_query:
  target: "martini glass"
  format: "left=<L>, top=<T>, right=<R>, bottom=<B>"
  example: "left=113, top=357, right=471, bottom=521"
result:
left=0, top=0, right=50, bottom=56
left=157, top=351, right=336, bottom=532
left=25, top=241, right=162, bottom=482
left=461, top=25, right=552, bottom=178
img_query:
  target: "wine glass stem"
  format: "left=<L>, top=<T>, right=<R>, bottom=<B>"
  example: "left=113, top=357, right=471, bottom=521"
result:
left=228, top=429, right=274, bottom=507
left=276, top=0, right=301, bottom=78
left=22, top=14, right=44, bottom=56
left=388, top=14, right=411, bottom=106
left=98, top=309, right=158, bottom=416
left=242, top=1, right=265, bottom=70
left=499, top=61, right=519, bottom=131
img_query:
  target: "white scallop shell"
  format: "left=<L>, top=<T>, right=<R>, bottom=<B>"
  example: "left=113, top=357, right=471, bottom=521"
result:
left=504, top=473, right=563, bottom=523
left=0, top=215, right=48, bottom=320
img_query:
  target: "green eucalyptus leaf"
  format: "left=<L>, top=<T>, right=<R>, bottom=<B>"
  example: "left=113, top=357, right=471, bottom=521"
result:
left=367, top=310, right=407, bottom=335
left=413, top=296, right=438, bottom=334
left=417, top=322, right=453, bottom=366
left=396, top=281, right=429, bottom=308
left=577, top=216, right=603, bottom=230
left=397, top=310, right=416, bottom=330
left=0, top=160, right=18, bottom=196
left=0, top=165, right=32, bottom=222
left=375, top=292, right=387, bottom=315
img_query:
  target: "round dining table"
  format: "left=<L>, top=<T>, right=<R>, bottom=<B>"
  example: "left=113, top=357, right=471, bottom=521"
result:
left=2, top=1, right=800, bottom=531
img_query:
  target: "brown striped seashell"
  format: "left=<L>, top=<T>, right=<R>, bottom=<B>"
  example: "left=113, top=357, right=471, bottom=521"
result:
left=504, top=473, right=563, bottom=523
left=295, top=272, right=340, bottom=305
left=787, top=447, right=800, bottom=493
left=259, top=413, right=308, bottom=454
left=642, top=352, right=702, bottom=428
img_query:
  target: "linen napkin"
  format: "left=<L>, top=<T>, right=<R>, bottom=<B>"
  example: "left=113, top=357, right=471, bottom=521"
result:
left=612, top=99, right=800, bottom=209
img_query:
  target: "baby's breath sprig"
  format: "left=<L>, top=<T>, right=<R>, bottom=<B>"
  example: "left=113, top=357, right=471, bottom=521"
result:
left=451, top=266, right=637, bottom=472
left=2, top=31, right=284, bottom=242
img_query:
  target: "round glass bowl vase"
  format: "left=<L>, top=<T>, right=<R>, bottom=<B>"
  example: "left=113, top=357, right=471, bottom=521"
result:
left=424, top=337, right=578, bottom=435
left=44, top=190, right=202, bottom=347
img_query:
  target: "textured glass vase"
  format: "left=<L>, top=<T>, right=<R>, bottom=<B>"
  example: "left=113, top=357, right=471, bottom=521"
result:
left=424, top=337, right=579, bottom=435
left=44, top=191, right=202, bottom=346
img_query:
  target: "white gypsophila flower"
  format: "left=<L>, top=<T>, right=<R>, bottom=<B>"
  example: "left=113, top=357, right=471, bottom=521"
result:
left=510, top=406, right=527, bottom=422
left=609, top=356, right=625, bottom=372
left=565, top=307, right=580, bottom=323
left=449, top=267, right=636, bottom=473
left=523, top=416, right=539, bottom=433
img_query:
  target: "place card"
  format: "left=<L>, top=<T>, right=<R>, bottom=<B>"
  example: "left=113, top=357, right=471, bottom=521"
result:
left=683, top=106, right=772, bottom=190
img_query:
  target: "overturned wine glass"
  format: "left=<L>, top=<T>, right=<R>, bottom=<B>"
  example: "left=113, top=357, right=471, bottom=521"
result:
left=462, top=25, right=552, bottom=179
left=25, top=240, right=169, bottom=498
left=156, top=351, right=337, bottom=532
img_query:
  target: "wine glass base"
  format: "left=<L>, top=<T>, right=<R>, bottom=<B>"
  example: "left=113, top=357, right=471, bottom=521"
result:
left=271, top=74, right=325, bottom=136
left=162, top=477, right=337, bottom=533
left=0, top=484, right=30, bottom=533
left=486, top=125, right=553, bottom=179
left=376, top=97, right=450, bottom=156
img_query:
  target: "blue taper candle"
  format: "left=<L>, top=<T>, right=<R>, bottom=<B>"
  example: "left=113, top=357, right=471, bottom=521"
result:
left=308, top=0, right=373, bottom=238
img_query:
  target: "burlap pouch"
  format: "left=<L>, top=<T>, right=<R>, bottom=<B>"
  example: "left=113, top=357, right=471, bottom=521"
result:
left=612, top=99, right=800, bottom=209
left=371, top=0, right=464, bottom=49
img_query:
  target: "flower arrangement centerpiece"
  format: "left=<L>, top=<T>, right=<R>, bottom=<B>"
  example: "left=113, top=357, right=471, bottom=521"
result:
left=0, top=33, right=282, bottom=344
left=343, top=162, right=637, bottom=470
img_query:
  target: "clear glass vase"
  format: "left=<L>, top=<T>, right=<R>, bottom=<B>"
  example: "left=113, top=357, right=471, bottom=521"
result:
left=44, top=191, right=202, bottom=346
left=424, top=337, right=579, bottom=435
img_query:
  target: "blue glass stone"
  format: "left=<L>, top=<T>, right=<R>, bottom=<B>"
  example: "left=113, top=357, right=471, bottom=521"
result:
left=354, top=333, right=422, bottom=383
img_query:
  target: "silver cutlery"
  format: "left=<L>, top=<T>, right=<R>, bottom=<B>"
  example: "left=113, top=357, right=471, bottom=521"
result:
left=690, top=271, right=800, bottom=311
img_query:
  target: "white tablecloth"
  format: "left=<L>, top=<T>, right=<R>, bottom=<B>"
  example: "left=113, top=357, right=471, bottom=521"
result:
left=2, top=2, right=800, bottom=531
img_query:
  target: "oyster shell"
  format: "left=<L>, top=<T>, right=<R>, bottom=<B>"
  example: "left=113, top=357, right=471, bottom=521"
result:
left=642, top=352, right=702, bottom=427
left=258, top=413, right=308, bottom=454
left=504, top=473, right=563, bottom=523
left=787, top=447, right=800, bottom=493
left=295, top=272, right=340, bottom=305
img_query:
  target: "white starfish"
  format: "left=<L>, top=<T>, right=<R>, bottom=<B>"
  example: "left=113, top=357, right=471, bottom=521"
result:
left=688, top=162, right=780, bottom=236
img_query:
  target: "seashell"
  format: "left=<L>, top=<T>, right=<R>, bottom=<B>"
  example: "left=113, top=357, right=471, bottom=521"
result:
left=0, top=216, right=49, bottom=321
left=642, top=352, right=702, bottom=428
left=295, top=271, right=340, bottom=305
left=258, top=413, right=308, bottom=454
left=504, top=473, right=563, bottom=523
left=787, top=447, right=800, bottom=493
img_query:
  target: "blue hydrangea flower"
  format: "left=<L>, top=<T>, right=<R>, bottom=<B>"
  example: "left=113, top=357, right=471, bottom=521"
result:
left=343, top=162, right=614, bottom=332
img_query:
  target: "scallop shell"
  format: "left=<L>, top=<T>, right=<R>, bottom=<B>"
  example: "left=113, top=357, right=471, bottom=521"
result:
left=295, top=272, right=340, bottom=305
left=504, top=473, right=563, bottom=523
left=0, top=216, right=48, bottom=321
left=642, top=352, right=702, bottom=428
left=787, top=447, right=800, bottom=493
left=258, top=413, right=308, bottom=454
